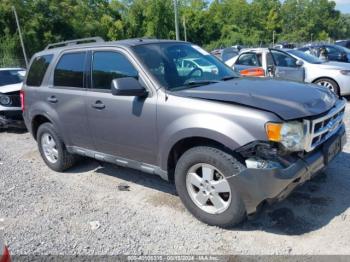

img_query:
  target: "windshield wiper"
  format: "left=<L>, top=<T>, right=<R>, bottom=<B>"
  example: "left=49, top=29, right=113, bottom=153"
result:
left=185, top=80, right=220, bottom=86
left=172, top=80, right=220, bottom=91
left=221, top=75, right=238, bottom=81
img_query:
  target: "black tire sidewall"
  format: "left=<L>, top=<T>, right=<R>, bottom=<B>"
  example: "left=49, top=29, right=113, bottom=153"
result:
left=37, top=123, right=66, bottom=172
left=175, top=147, right=246, bottom=227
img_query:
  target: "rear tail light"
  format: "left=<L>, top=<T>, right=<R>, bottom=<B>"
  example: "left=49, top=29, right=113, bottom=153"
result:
left=240, top=67, right=265, bottom=77
left=0, top=246, right=10, bottom=262
left=20, top=89, right=25, bottom=112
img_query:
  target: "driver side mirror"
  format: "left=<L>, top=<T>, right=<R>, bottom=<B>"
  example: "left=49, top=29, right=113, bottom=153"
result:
left=111, top=77, right=148, bottom=97
left=296, top=60, right=304, bottom=66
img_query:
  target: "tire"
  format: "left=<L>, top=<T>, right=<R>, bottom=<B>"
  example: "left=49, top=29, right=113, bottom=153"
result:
left=37, top=122, right=76, bottom=172
left=174, top=146, right=246, bottom=227
left=314, top=78, right=340, bottom=97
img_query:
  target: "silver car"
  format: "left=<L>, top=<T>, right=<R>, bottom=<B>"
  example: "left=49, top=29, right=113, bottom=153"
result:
left=286, top=49, right=350, bottom=96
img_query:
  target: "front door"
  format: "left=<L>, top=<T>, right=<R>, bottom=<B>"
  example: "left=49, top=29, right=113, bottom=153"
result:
left=267, top=49, right=304, bottom=82
left=85, top=50, right=157, bottom=165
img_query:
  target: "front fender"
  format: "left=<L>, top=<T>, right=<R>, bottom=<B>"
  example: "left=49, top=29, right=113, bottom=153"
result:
left=158, top=113, right=257, bottom=171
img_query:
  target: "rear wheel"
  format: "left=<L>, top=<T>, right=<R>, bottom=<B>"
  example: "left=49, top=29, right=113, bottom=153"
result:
left=314, top=78, right=340, bottom=96
left=37, top=122, right=77, bottom=172
left=174, top=146, right=246, bottom=227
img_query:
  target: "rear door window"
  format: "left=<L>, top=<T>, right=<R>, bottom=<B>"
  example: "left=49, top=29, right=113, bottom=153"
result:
left=54, top=52, right=86, bottom=88
left=26, top=55, right=53, bottom=86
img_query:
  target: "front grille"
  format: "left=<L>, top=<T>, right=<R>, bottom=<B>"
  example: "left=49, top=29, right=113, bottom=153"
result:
left=304, top=99, right=346, bottom=152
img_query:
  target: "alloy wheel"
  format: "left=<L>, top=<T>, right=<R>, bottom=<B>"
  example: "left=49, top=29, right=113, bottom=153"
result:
left=186, top=163, right=231, bottom=214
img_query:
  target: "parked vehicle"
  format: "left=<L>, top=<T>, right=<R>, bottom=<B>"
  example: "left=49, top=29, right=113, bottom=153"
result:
left=273, top=42, right=295, bottom=49
left=0, top=237, right=10, bottom=262
left=226, top=48, right=305, bottom=82
left=285, top=49, right=350, bottom=96
left=298, top=44, right=350, bottom=63
left=211, top=47, right=239, bottom=62
left=335, top=39, right=350, bottom=49
left=226, top=48, right=350, bottom=96
left=22, top=38, right=346, bottom=227
left=0, top=68, right=26, bottom=129
left=177, top=57, right=218, bottom=76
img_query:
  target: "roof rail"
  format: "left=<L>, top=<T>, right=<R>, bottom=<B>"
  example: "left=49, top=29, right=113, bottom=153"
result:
left=45, top=37, right=104, bottom=50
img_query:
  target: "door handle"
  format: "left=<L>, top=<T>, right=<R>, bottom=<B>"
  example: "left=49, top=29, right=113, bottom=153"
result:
left=92, top=101, right=106, bottom=110
left=47, top=96, right=58, bottom=103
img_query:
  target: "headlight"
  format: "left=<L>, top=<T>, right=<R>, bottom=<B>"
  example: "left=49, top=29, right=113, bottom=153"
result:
left=0, top=95, right=11, bottom=106
left=340, top=70, right=350, bottom=76
left=265, top=121, right=306, bottom=151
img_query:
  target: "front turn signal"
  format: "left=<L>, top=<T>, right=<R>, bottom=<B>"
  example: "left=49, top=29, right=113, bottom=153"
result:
left=265, top=123, right=282, bottom=142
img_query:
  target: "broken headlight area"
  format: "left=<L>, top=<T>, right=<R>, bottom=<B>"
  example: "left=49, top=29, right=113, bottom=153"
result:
left=236, top=141, right=300, bottom=169
left=0, top=92, right=21, bottom=107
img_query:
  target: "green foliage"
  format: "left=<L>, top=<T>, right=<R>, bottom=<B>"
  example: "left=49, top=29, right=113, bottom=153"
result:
left=0, top=0, right=350, bottom=65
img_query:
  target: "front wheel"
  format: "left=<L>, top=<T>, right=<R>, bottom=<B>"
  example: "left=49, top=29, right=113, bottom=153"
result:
left=314, top=78, right=340, bottom=96
left=174, top=146, right=246, bottom=227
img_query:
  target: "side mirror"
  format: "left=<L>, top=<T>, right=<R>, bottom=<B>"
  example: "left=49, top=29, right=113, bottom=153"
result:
left=111, top=77, right=148, bottom=97
left=296, top=60, right=304, bottom=66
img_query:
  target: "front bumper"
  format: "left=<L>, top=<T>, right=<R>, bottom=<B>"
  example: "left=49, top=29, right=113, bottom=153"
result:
left=230, top=125, right=346, bottom=214
left=0, top=108, right=24, bottom=128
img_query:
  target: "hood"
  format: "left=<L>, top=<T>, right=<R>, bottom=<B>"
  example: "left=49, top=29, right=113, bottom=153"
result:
left=0, top=83, right=23, bottom=94
left=173, top=78, right=337, bottom=120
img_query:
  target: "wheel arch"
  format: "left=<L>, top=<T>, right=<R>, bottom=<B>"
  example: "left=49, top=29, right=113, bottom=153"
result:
left=165, top=135, right=243, bottom=183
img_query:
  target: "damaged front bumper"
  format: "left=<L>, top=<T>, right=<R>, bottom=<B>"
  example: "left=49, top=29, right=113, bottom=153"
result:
left=0, top=106, right=24, bottom=129
left=230, top=124, right=346, bottom=215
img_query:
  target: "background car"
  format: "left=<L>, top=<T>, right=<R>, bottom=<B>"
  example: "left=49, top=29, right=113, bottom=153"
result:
left=286, top=49, right=350, bottom=96
left=226, top=48, right=304, bottom=82
left=298, top=44, right=350, bottom=63
left=335, top=39, right=350, bottom=49
left=0, top=68, right=26, bottom=129
left=177, top=57, right=218, bottom=76
left=211, top=47, right=239, bottom=62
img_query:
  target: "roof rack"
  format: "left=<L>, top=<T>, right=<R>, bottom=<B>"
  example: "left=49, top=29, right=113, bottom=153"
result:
left=45, top=37, right=104, bottom=50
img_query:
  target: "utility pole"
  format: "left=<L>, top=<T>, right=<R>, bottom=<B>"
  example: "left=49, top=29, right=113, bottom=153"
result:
left=12, top=6, right=28, bottom=68
left=183, top=16, right=187, bottom=42
left=272, top=30, right=275, bottom=46
left=173, top=0, right=180, bottom=40
left=310, top=33, right=313, bottom=43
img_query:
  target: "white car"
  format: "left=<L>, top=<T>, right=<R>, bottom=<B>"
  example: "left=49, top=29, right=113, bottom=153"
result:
left=227, top=48, right=350, bottom=96
left=0, top=68, right=26, bottom=129
left=177, top=57, right=218, bottom=76
left=286, top=49, right=350, bottom=96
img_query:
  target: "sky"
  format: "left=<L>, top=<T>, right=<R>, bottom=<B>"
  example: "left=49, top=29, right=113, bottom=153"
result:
left=335, top=0, right=350, bottom=13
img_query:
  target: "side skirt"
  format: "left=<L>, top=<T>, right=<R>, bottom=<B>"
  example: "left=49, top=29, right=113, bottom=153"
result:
left=67, top=146, right=169, bottom=181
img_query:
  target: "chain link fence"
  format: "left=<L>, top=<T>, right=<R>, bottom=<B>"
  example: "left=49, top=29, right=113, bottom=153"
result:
left=0, top=35, right=26, bottom=68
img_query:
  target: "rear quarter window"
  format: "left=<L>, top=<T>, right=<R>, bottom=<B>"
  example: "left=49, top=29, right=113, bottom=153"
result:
left=26, top=55, right=53, bottom=86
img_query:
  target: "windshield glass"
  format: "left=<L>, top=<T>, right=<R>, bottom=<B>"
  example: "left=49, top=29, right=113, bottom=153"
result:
left=287, top=49, right=323, bottom=64
left=132, top=43, right=238, bottom=90
left=335, top=45, right=350, bottom=53
left=0, top=69, right=26, bottom=86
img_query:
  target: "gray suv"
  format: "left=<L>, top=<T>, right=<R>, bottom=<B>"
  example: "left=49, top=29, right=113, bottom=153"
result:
left=22, top=38, right=346, bottom=227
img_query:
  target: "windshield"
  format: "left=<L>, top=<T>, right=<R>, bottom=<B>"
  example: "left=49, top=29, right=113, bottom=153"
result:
left=132, top=43, right=238, bottom=90
left=287, top=49, right=323, bottom=64
left=335, top=45, right=350, bottom=53
left=0, top=69, right=26, bottom=86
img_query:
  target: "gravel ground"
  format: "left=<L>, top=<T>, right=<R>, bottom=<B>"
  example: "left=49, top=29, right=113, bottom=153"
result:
left=0, top=102, right=350, bottom=256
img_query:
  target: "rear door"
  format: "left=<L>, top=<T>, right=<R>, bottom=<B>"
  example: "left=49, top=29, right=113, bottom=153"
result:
left=35, top=51, right=92, bottom=149
left=268, top=49, right=304, bottom=82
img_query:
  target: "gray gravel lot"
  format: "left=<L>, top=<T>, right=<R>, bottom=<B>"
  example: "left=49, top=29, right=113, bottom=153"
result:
left=0, top=101, right=350, bottom=256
